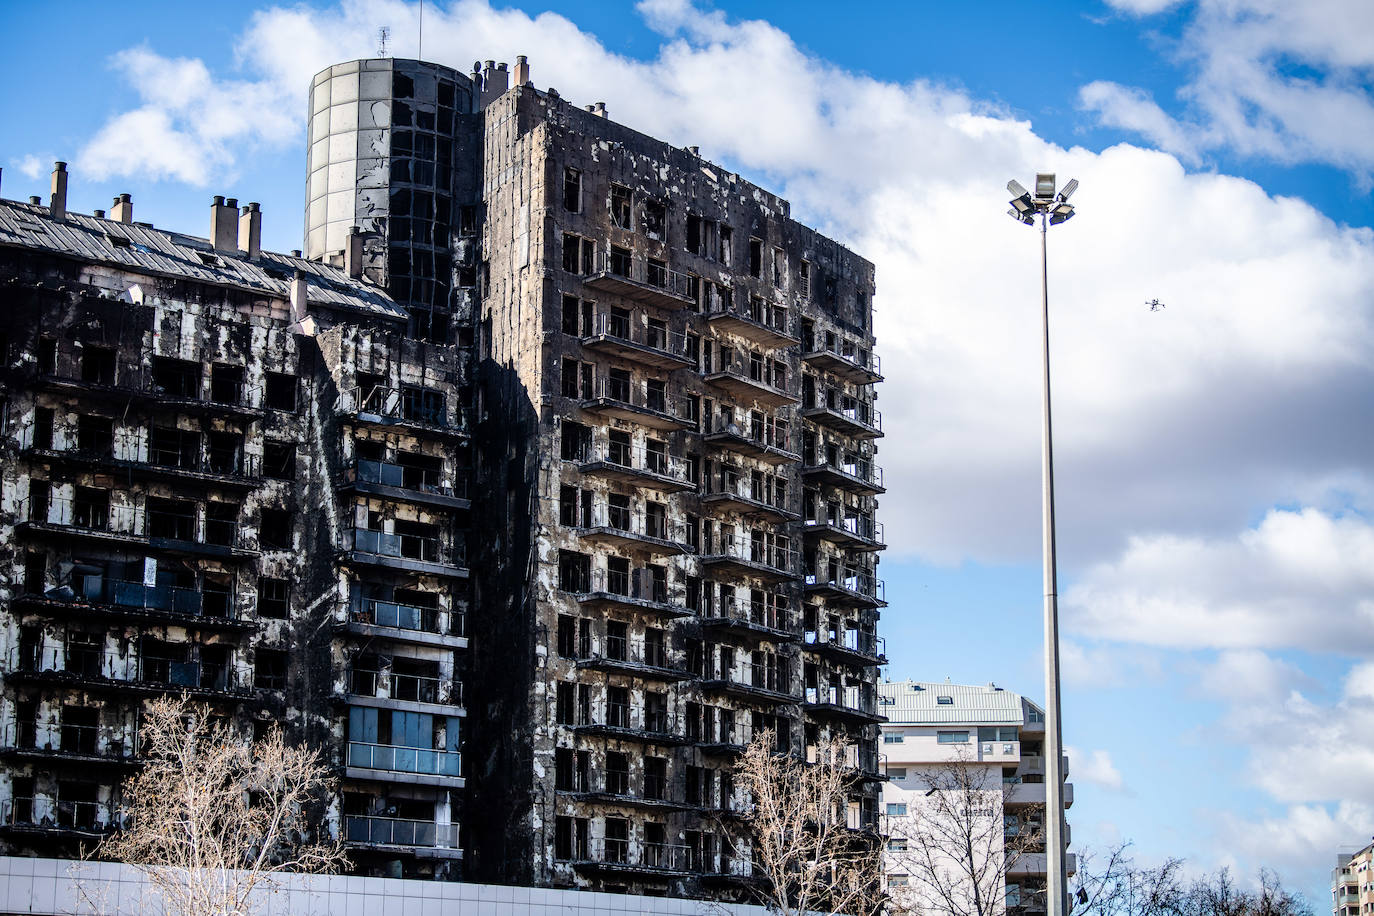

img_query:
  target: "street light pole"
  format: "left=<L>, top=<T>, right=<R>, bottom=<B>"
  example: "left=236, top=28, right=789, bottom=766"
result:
left=1007, top=173, right=1077, bottom=916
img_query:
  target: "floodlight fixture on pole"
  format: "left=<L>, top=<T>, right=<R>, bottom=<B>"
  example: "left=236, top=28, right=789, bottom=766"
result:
left=1004, top=171, right=1078, bottom=916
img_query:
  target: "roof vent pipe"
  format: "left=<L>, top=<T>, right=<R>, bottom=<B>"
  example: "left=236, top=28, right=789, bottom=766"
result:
left=49, top=162, right=68, bottom=221
left=239, top=202, right=262, bottom=259
left=93, top=209, right=106, bottom=219
left=111, top=193, right=133, bottom=224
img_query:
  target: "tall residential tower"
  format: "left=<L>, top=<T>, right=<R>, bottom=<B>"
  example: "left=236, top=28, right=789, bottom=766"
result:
left=0, top=54, right=887, bottom=903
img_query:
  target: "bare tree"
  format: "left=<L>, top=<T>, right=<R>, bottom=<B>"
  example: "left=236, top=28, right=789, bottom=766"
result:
left=885, top=748, right=1041, bottom=916
left=89, top=694, right=346, bottom=916
left=1071, top=844, right=1313, bottom=916
left=734, top=730, right=887, bottom=916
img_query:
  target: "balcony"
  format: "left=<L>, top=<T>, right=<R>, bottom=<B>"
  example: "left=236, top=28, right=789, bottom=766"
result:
left=7, top=646, right=249, bottom=699
left=342, top=526, right=469, bottom=580
left=573, top=568, right=692, bottom=619
left=801, top=456, right=885, bottom=495
left=803, top=630, right=886, bottom=668
left=698, top=595, right=798, bottom=643
left=575, top=508, right=691, bottom=557
left=580, top=313, right=694, bottom=370
left=341, top=598, right=468, bottom=650
left=803, top=336, right=883, bottom=385
left=18, top=496, right=260, bottom=561
left=583, top=249, right=696, bottom=309
left=1004, top=781, right=1074, bottom=809
left=700, top=476, right=798, bottom=524
left=804, top=685, right=886, bottom=724
left=577, top=443, right=693, bottom=493
left=0, top=723, right=140, bottom=769
left=565, top=839, right=697, bottom=876
left=701, top=415, right=800, bottom=465
left=803, top=513, right=886, bottom=552
left=1008, top=853, right=1078, bottom=877
left=346, top=668, right=465, bottom=714
left=574, top=711, right=687, bottom=746
left=338, top=459, right=471, bottom=511
left=13, top=574, right=253, bottom=633
left=1, top=797, right=121, bottom=839
left=705, top=354, right=798, bottom=408
left=580, top=377, right=692, bottom=432
left=344, top=815, right=462, bottom=857
left=804, top=567, right=887, bottom=608
left=344, top=741, right=464, bottom=789
left=801, top=394, right=883, bottom=439
left=340, top=384, right=466, bottom=442
left=699, top=540, right=798, bottom=583
left=706, top=297, right=799, bottom=349
left=37, top=365, right=265, bottom=420
left=1017, top=754, right=1070, bottom=779
left=22, top=445, right=263, bottom=492
left=701, top=662, right=796, bottom=706
left=576, top=638, right=691, bottom=683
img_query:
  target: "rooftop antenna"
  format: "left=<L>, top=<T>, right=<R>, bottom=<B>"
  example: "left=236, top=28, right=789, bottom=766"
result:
left=418, top=0, right=424, bottom=59
left=377, top=26, right=390, bottom=58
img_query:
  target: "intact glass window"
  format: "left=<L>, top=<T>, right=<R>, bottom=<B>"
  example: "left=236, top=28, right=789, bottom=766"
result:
left=937, top=730, right=970, bottom=744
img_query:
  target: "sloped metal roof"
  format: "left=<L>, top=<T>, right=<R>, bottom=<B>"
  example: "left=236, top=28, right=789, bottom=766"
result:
left=0, top=198, right=406, bottom=322
left=878, top=679, right=1037, bottom=727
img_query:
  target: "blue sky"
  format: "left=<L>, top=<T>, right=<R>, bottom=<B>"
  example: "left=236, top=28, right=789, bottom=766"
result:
left=4, top=0, right=1373, bottom=902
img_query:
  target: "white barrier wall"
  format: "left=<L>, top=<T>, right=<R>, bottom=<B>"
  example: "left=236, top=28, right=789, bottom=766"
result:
left=0, top=856, right=772, bottom=916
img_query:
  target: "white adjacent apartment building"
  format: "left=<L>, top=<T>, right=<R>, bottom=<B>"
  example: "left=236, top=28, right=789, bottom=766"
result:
left=878, top=680, right=1075, bottom=916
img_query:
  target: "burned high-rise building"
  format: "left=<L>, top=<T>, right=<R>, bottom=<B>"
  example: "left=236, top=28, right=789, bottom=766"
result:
left=0, top=55, right=887, bottom=902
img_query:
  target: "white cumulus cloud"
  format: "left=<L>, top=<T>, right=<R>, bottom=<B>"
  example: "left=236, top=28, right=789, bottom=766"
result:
left=1066, top=745, right=1126, bottom=792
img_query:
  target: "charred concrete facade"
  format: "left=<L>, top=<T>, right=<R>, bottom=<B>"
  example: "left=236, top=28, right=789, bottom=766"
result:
left=0, top=176, right=471, bottom=881
left=0, top=54, right=886, bottom=903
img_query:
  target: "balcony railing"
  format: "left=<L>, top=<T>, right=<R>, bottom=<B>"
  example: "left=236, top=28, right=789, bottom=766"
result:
left=581, top=638, right=686, bottom=678
left=700, top=539, right=799, bottom=577
left=804, top=628, right=885, bottom=662
left=700, top=475, right=795, bottom=519
left=346, top=741, right=461, bottom=778
left=344, top=815, right=460, bottom=849
left=805, top=685, right=881, bottom=719
left=700, top=411, right=798, bottom=462
left=805, top=565, right=886, bottom=605
left=343, top=526, right=467, bottom=573
left=802, top=391, right=883, bottom=438
left=344, top=458, right=468, bottom=500
left=713, top=661, right=793, bottom=697
left=706, top=296, right=798, bottom=347
left=803, top=335, right=882, bottom=382
left=581, top=377, right=689, bottom=429
left=585, top=249, right=695, bottom=307
left=344, top=385, right=453, bottom=430
left=804, top=512, right=885, bottom=548
left=700, top=593, right=792, bottom=636
left=582, top=313, right=692, bottom=367
left=4, top=797, right=121, bottom=833
left=577, top=507, right=690, bottom=554
left=9, top=646, right=243, bottom=693
left=563, top=838, right=696, bottom=872
left=65, top=574, right=236, bottom=620
left=706, top=353, right=797, bottom=406
left=803, top=454, right=884, bottom=492
left=578, top=442, right=690, bottom=489
left=0, top=723, right=137, bottom=760
left=349, top=668, right=463, bottom=707
left=349, top=597, right=463, bottom=637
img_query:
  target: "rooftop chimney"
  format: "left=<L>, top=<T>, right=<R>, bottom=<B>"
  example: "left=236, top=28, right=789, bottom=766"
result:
left=345, top=226, right=365, bottom=279
left=479, top=60, right=509, bottom=108
left=49, top=162, right=68, bottom=221
left=513, top=55, right=530, bottom=87
left=110, top=193, right=133, bottom=224
left=290, top=270, right=313, bottom=334
left=28, top=196, right=41, bottom=206
left=93, top=209, right=106, bottom=219
left=238, top=202, right=262, bottom=259
left=593, top=102, right=607, bottom=118
left=210, top=196, right=238, bottom=252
